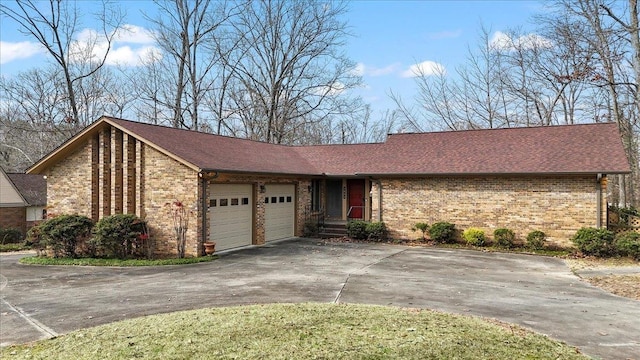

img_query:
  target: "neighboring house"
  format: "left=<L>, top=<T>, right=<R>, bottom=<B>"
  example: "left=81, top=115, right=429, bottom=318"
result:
left=27, top=116, right=630, bottom=256
left=0, top=167, right=47, bottom=236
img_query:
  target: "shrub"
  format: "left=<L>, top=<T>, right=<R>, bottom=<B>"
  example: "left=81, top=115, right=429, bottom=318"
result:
left=571, top=227, right=616, bottom=257
left=91, top=214, right=147, bottom=258
left=366, top=222, right=388, bottom=242
left=0, top=227, right=23, bottom=244
left=411, top=222, right=430, bottom=241
left=428, top=222, right=456, bottom=243
left=463, top=228, right=486, bottom=246
left=526, top=230, right=546, bottom=250
left=615, top=231, right=640, bottom=260
left=25, top=223, right=45, bottom=253
left=346, top=220, right=368, bottom=240
left=494, top=228, right=515, bottom=248
left=303, top=221, right=319, bottom=237
left=38, top=215, right=94, bottom=258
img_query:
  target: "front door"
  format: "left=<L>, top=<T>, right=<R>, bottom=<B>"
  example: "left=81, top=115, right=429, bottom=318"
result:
left=347, top=179, right=365, bottom=219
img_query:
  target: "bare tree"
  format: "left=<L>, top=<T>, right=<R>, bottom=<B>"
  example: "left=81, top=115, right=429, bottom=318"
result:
left=1, top=0, right=124, bottom=126
left=221, top=0, right=362, bottom=144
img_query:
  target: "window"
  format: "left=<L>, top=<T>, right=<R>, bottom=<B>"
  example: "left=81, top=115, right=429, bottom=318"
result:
left=220, top=198, right=228, bottom=206
left=271, top=196, right=277, bottom=203
left=279, top=196, right=285, bottom=203
left=242, top=197, right=249, bottom=205
left=311, top=180, right=321, bottom=211
left=209, top=199, right=217, bottom=207
left=286, top=196, right=292, bottom=203
left=265, top=197, right=269, bottom=204
left=231, top=198, right=239, bottom=206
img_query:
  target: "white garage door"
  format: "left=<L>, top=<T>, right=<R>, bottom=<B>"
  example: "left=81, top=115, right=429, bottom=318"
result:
left=209, top=184, right=252, bottom=251
left=264, top=184, right=295, bottom=242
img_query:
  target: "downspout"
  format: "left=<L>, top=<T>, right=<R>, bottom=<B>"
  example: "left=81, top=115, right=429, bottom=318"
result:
left=199, top=170, right=219, bottom=255
left=596, top=173, right=602, bottom=228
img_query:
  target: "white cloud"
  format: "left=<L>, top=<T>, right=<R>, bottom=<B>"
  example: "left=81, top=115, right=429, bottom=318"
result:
left=113, top=24, right=156, bottom=44
left=401, top=61, right=446, bottom=78
left=352, top=62, right=400, bottom=77
left=0, top=41, right=44, bottom=64
left=69, top=24, right=162, bottom=67
left=489, top=31, right=553, bottom=51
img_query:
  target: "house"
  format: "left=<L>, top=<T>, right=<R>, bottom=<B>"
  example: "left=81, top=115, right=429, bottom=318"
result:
left=0, top=167, right=47, bottom=236
left=26, top=116, right=630, bottom=256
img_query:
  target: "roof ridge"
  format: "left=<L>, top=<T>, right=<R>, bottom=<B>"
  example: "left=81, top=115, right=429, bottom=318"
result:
left=387, top=122, right=618, bottom=137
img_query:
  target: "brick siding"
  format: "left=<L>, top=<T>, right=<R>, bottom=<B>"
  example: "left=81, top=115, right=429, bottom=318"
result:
left=0, top=207, right=26, bottom=235
left=373, top=175, right=603, bottom=246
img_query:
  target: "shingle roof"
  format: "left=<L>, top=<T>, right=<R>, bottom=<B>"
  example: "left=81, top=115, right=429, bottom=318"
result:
left=356, top=123, right=631, bottom=175
left=7, top=173, right=46, bottom=205
left=108, top=118, right=631, bottom=176
left=28, top=116, right=631, bottom=177
left=108, top=118, right=320, bottom=175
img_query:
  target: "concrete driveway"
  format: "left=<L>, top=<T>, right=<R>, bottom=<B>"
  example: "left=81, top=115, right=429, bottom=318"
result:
left=1, top=238, right=639, bottom=359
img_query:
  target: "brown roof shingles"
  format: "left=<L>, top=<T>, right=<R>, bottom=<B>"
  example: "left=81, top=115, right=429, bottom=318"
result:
left=7, top=173, right=46, bottom=205
left=106, top=117, right=630, bottom=176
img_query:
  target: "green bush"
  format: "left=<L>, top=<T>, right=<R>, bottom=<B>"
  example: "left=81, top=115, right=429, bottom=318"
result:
left=463, top=228, right=486, bottom=246
left=346, top=221, right=369, bottom=240
left=494, top=228, right=515, bottom=248
left=428, top=222, right=456, bottom=243
left=571, top=227, right=616, bottom=257
left=615, top=231, right=640, bottom=260
left=526, top=230, right=546, bottom=250
left=38, top=215, right=94, bottom=258
left=366, top=222, right=388, bottom=242
left=0, top=227, right=23, bottom=244
left=412, top=222, right=430, bottom=241
left=91, top=214, right=147, bottom=258
left=25, top=223, right=44, bottom=252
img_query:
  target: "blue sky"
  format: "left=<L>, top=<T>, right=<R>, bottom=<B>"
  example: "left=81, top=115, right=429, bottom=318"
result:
left=0, top=0, right=542, bottom=118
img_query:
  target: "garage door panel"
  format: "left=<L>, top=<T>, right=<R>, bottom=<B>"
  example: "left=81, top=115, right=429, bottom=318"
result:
left=265, top=184, right=295, bottom=242
left=209, top=184, right=252, bottom=251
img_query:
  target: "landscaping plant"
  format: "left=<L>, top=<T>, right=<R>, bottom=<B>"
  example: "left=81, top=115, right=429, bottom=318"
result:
left=91, top=214, right=148, bottom=258
left=571, top=227, right=616, bottom=257
left=615, top=231, right=640, bottom=260
left=37, top=215, right=94, bottom=257
left=526, top=230, right=546, bottom=250
left=428, top=222, right=456, bottom=243
left=366, top=222, right=388, bottom=241
left=346, top=220, right=368, bottom=240
left=494, top=228, right=515, bottom=248
left=412, top=222, right=430, bottom=241
left=463, top=228, right=486, bottom=246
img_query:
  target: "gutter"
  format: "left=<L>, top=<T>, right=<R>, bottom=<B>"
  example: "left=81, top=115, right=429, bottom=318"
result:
left=199, top=170, right=219, bottom=255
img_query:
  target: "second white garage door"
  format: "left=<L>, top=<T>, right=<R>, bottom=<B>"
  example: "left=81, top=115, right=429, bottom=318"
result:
left=209, top=184, right=252, bottom=251
left=264, top=184, right=295, bottom=242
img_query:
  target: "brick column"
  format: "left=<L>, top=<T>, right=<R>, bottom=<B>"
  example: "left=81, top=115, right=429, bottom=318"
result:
left=126, top=135, right=137, bottom=214
left=100, top=128, right=111, bottom=217
left=113, top=128, right=123, bottom=214
left=91, top=133, right=100, bottom=221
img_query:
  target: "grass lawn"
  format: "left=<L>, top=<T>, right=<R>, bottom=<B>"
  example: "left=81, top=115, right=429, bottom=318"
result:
left=1, top=303, right=586, bottom=360
left=18, top=255, right=217, bottom=266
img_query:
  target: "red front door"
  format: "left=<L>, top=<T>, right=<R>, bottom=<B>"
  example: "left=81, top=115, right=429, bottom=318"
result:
left=347, top=179, right=365, bottom=219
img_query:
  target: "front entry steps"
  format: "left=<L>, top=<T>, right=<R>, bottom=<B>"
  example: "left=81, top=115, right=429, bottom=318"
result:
left=319, top=222, right=348, bottom=238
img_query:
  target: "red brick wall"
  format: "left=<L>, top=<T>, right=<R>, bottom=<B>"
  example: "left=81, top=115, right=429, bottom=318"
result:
left=0, top=207, right=26, bottom=235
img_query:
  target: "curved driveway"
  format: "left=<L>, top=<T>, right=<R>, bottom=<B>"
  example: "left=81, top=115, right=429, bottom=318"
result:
left=1, top=239, right=639, bottom=359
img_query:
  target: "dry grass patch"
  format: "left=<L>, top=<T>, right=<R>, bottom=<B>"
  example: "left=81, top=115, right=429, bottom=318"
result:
left=1, top=303, right=586, bottom=360
left=586, top=274, right=640, bottom=300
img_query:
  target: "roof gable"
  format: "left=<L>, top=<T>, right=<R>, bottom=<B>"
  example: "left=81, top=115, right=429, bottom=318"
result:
left=7, top=173, right=47, bottom=206
left=1, top=167, right=26, bottom=206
